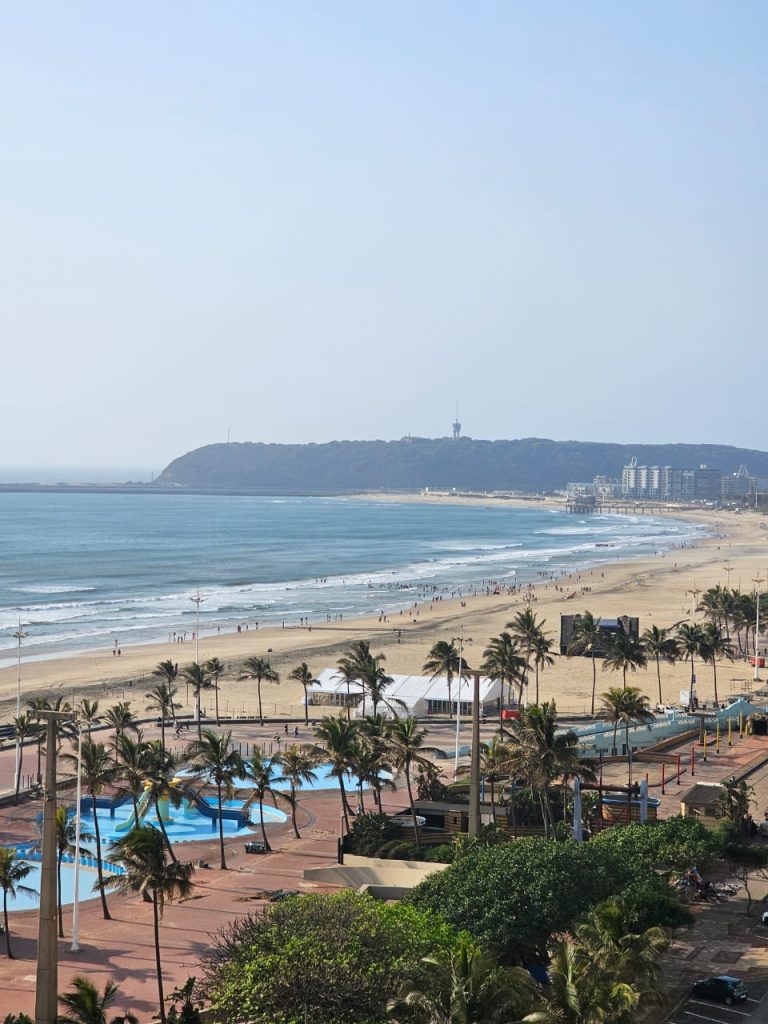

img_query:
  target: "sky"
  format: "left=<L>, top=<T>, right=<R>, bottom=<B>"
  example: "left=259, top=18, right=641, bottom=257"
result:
left=0, top=2, right=765, bottom=479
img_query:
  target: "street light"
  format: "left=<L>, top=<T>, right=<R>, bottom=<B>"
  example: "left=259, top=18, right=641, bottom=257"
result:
left=451, top=634, right=472, bottom=778
left=70, top=718, right=84, bottom=953
left=190, top=589, right=205, bottom=664
left=687, top=583, right=701, bottom=623
left=11, top=622, right=29, bottom=794
left=723, top=564, right=733, bottom=589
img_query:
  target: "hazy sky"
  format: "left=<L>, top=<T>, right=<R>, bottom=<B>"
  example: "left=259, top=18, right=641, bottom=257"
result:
left=1, top=2, right=764, bottom=477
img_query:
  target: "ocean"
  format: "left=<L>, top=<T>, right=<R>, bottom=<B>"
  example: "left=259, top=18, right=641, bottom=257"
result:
left=0, top=493, right=706, bottom=666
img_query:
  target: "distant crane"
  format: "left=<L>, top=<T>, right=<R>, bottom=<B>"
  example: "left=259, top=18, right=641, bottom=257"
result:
left=452, top=402, right=461, bottom=441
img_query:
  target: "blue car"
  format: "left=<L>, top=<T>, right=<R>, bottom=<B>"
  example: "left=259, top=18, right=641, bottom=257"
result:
left=692, top=977, right=748, bottom=1005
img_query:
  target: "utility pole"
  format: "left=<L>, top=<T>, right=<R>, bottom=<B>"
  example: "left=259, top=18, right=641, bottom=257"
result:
left=11, top=623, right=29, bottom=792
left=35, top=708, right=74, bottom=1024
left=468, top=671, right=482, bottom=838
left=754, top=575, right=764, bottom=681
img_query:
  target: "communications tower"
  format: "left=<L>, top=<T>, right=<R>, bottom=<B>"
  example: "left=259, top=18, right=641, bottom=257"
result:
left=452, top=403, right=461, bottom=441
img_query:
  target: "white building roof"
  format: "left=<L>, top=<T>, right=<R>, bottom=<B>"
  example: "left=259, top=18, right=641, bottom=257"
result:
left=312, top=668, right=501, bottom=706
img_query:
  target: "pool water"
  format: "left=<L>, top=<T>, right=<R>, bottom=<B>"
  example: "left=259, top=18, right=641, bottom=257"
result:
left=5, top=860, right=101, bottom=913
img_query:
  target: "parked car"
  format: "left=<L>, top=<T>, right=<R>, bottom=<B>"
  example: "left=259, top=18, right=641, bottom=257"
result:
left=692, top=977, right=748, bottom=1005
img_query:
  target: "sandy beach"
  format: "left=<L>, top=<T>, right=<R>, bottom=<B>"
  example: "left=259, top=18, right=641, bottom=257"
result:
left=1, top=498, right=766, bottom=722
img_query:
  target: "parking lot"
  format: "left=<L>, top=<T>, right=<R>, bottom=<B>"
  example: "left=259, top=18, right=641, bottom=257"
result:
left=670, top=979, right=768, bottom=1024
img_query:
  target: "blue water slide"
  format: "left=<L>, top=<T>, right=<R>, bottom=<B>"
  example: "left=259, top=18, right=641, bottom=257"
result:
left=187, top=792, right=249, bottom=829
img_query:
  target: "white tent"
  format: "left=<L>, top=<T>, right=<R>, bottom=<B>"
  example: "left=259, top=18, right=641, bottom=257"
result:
left=309, top=668, right=502, bottom=719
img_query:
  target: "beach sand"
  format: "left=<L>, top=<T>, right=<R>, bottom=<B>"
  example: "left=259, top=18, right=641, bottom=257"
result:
left=1, top=499, right=766, bottom=722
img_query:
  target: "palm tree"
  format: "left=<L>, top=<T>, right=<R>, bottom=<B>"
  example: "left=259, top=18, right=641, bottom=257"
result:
left=602, top=631, right=647, bottom=690
left=105, top=826, right=194, bottom=1024
left=288, top=662, right=315, bottom=725
left=337, top=640, right=394, bottom=716
left=0, top=848, right=35, bottom=958
left=239, top=656, right=280, bottom=726
left=312, top=715, right=360, bottom=832
left=79, top=698, right=102, bottom=737
left=388, top=716, right=438, bottom=852
left=701, top=622, right=734, bottom=707
left=276, top=746, right=318, bottom=838
left=566, top=611, right=603, bottom=717
left=153, top=659, right=180, bottom=714
left=63, top=739, right=117, bottom=920
left=244, top=751, right=283, bottom=851
left=576, top=900, right=669, bottom=991
left=357, top=714, right=396, bottom=812
left=481, top=632, right=527, bottom=725
left=26, top=695, right=49, bottom=784
left=389, top=942, right=536, bottom=1024
left=139, top=741, right=184, bottom=862
left=103, top=701, right=138, bottom=740
left=333, top=656, right=360, bottom=721
left=640, top=625, right=678, bottom=706
left=532, top=633, right=555, bottom=706
left=58, top=976, right=138, bottom=1024
left=458, top=737, right=510, bottom=823
left=54, top=806, right=94, bottom=938
left=507, top=607, right=548, bottom=704
left=145, top=681, right=179, bottom=753
left=12, top=714, right=34, bottom=805
left=598, top=687, right=654, bottom=782
left=204, top=657, right=225, bottom=725
left=503, top=703, right=586, bottom=836
left=114, top=732, right=149, bottom=826
left=186, top=729, right=245, bottom=868
left=179, top=662, right=212, bottom=739
left=676, top=623, right=706, bottom=710
left=423, top=640, right=465, bottom=720
left=531, top=937, right=626, bottom=1024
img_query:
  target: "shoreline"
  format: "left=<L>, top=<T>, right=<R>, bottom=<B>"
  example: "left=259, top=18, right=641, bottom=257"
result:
left=1, top=499, right=765, bottom=720
left=0, top=494, right=705, bottom=673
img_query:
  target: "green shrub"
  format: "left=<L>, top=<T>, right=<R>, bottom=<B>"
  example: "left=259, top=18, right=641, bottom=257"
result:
left=423, top=844, right=455, bottom=863
left=347, top=812, right=399, bottom=856
left=590, top=816, right=719, bottom=872
left=614, top=875, right=693, bottom=932
left=201, top=890, right=466, bottom=1024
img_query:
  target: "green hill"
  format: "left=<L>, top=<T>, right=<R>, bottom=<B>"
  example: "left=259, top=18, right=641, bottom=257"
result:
left=155, top=437, right=768, bottom=494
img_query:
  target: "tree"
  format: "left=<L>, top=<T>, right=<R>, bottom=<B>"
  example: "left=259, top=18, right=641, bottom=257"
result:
left=481, top=632, right=527, bottom=724
left=276, top=746, right=318, bottom=839
left=239, top=656, right=280, bottom=727
left=598, top=688, right=654, bottom=779
left=288, top=662, right=315, bottom=725
left=139, top=741, right=186, bottom=862
left=179, top=663, right=212, bottom=739
left=531, top=633, right=555, bottom=707
left=145, top=681, right=180, bottom=754
left=204, top=657, right=225, bottom=726
left=312, top=715, right=360, bottom=833
left=389, top=942, right=537, bottom=1024
left=675, top=623, right=706, bottom=710
left=423, top=640, right=465, bottom=720
left=502, top=703, right=589, bottom=835
left=719, top=777, right=754, bottom=830
left=337, top=640, right=395, bottom=716
left=389, top=717, right=438, bottom=851
left=244, top=751, right=283, bottom=852
left=567, top=612, right=603, bottom=717
left=105, top=826, right=194, bottom=1024
left=458, top=738, right=511, bottom=823
left=640, top=625, right=678, bottom=706
left=58, top=977, right=138, bottom=1024
left=63, top=739, right=117, bottom=920
left=79, top=698, right=102, bottom=737
left=186, top=729, right=244, bottom=868
left=507, top=608, right=549, bottom=705
left=103, top=702, right=138, bottom=740
left=200, top=890, right=463, bottom=1024
left=0, top=848, right=35, bottom=958
left=602, top=632, right=647, bottom=691
left=114, top=732, right=149, bottom=826
left=12, top=714, right=34, bottom=805
left=575, top=899, right=669, bottom=992
left=354, top=715, right=396, bottom=813
left=54, top=806, right=94, bottom=938
left=26, top=695, right=49, bottom=784
left=701, top=622, right=734, bottom=707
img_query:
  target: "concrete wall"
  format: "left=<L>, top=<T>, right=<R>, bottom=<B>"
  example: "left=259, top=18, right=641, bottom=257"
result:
left=303, top=854, right=447, bottom=891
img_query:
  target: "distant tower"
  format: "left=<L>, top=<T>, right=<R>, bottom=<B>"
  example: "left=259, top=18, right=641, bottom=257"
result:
left=452, top=402, right=461, bottom=441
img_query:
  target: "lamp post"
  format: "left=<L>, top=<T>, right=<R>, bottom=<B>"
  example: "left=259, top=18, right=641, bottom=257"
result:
left=687, top=583, right=701, bottom=623
left=190, top=589, right=205, bottom=665
left=34, top=708, right=75, bottom=1024
left=452, top=634, right=472, bottom=778
left=11, top=623, right=29, bottom=792
left=723, top=564, right=733, bottom=589
left=468, top=671, right=482, bottom=838
left=753, top=575, right=764, bottom=681
left=70, top=718, right=84, bottom=952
